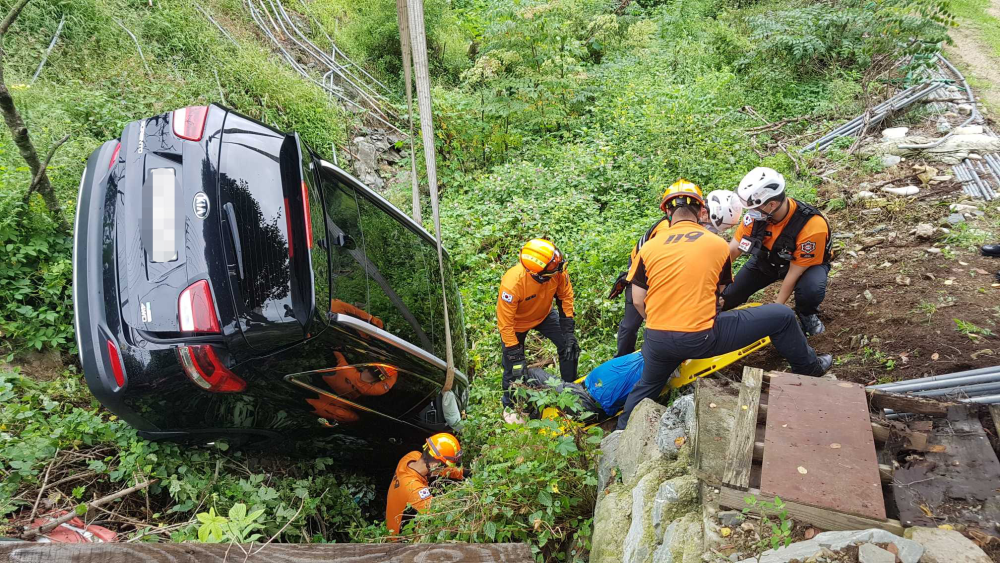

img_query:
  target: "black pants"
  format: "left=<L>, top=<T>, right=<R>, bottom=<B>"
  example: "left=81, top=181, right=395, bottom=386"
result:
left=616, top=304, right=821, bottom=430
left=501, top=309, right=578, bottom=407
left=616, top=285, right=644, bottom=357
left=722, top=258, right=830, bottom=316
left=521, top=368, right=602, bottom=420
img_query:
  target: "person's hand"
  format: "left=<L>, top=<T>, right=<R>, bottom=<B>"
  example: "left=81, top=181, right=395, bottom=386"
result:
left=608, top=271, right=628, bottom=299
left=561, top=318, right=581, bottom=362
left=504, top=345, right=527, bottom=379
left=503, top=409, right=527, bottom=424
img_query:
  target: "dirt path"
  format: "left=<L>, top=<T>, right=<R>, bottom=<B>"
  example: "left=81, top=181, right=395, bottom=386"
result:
left=946, top=6, right=1000, bottom=114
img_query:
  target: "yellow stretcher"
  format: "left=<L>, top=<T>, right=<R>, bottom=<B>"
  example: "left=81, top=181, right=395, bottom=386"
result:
left=559, top=304, right=771, bottom=429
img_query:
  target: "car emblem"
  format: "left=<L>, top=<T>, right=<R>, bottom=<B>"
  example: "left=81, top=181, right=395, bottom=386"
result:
left=193, top=192, right=210, bottom=219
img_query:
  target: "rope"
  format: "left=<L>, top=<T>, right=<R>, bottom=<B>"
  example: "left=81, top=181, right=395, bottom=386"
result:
left=396, top=0, right=422, bottom=223
left=407, top=0, right=455, bottom=392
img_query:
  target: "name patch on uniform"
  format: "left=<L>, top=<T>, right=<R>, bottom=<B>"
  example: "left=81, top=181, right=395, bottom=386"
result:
left=417, top=487, right=432, bottom=499
left=743, top=214, right=753, bottom=226
left=799, top=241, right=816, bottom=253
left=501, top=291, right=513, bottom=303
left=738, top=238, right=753, bottom=252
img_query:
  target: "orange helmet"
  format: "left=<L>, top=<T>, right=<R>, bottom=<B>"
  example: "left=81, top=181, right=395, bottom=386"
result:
left=425, top=432, right=462, bottom=465
left=660, top=179, right=705, bottom=212
left=519, top=239, right=564, bottom=276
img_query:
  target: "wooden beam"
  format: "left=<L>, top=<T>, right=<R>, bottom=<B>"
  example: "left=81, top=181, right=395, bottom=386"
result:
left=0, top=542, right=534, bottom=562
left=867, top=389, right=955, bottom=417
left=750, top=440, right=894, bottom=484
left=723, top=367, right=764, bottom=489
left=717, top=487, right=904, bottom=536
left=990, top=405, right=1000, bottom=444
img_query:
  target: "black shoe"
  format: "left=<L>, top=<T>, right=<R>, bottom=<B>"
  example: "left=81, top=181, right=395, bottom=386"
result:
left=816, top=354, right=833, bottom=375
left=799, top=313, right=825, bottom=337
left=982, top=244, right=1000, bottom=257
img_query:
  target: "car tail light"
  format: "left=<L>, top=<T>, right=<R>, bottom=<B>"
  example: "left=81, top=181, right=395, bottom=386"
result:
left=301, top=181, right=313, bottom=249
left=172, top=106, right=209, bottom=141
left=177, top=345, right=246, bottom=393
left=284, top=196, right=295, bottom=259
left=178, top=280, right=220, bottom=333
left=106, top=340, right=126, bottom=387
left=109, top=142, right=121, bottom=170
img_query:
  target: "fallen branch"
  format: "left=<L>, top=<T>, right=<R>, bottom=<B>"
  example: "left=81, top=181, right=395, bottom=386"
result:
left=22, top=479, right=158, bottom=540
left=22, top=133, right=70, bottom=204
left=28, top=449, right=60, bottom=522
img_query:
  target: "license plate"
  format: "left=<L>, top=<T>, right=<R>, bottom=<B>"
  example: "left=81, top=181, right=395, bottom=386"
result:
left=145, top=168, right=178, bottom=263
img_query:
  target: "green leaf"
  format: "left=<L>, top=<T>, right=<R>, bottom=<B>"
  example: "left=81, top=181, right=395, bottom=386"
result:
left=538, top=489, right=553, bottom=507
left=228, top=503, right=247, bottom=521
left=484, top=521, right=497, bottom=540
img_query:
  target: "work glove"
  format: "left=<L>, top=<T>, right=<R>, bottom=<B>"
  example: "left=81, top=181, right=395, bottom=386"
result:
left=608, top=271, right=628, bottom=299
left=560, top=317, right=581, bottom=363
left=502, top=345, right=527, bottom=408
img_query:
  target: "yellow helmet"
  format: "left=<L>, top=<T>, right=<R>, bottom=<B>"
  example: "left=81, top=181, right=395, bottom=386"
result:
left=660, top=179, right=705, bottom=212
left=425, top=432, right=462, bottom=465
left=519, top=238, right=565, bottom=276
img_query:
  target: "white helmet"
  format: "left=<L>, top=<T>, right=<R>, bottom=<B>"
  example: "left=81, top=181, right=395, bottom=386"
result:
left=737, top=167, right=785, bottom=209
left=706, top=190, right=743, bottom=232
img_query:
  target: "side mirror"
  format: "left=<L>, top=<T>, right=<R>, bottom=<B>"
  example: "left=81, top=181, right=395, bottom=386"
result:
left=335, top=233, right=356, bottom=250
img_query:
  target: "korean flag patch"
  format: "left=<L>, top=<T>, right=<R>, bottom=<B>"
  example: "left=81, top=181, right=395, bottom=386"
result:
left=501, top=291, right=514, bottom=303
left=417, top=487, right=432, bottom=500
left=743, top=214, right=754, bottom=226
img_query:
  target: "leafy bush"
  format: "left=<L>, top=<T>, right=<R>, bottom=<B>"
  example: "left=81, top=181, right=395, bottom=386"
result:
left=0, top=197, right=73, bottom=358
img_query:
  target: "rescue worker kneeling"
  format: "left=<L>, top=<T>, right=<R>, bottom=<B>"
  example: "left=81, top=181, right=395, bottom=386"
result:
left=617, top=180, right=832, bottom=430
left=722, top=167, right=832, bottom=336
left=498, top=239, right=579, bottom=412
left=385, top=433, right=465, bottom=536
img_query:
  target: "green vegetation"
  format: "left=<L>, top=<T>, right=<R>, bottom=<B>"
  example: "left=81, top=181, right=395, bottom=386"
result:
left=0, top=0, right=955, bottom=557
left=742, top=494, right=793, bottom=556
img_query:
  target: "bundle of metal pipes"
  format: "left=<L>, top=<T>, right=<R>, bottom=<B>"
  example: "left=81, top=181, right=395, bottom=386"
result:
left=868, top=365, right=1000, bottom=405
left=954, top=157, right=999, bottom=200
left=800, top=81, right=947, bottom=153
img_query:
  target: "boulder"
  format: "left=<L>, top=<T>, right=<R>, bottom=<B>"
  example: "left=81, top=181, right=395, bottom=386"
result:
left=652, top=512, right=703, bottom=563
left=656, top=394, right=695, bottom=458
left=903, top=527, right=992, bottom=563
left=737, top=528, right=923, bottom=563
left=591, top=484, right=633, bottom=563
left=598, top=430, right=624, bottom=491
left=351, top=138, right=385, bottom=191
left=858, top=543, right=894, bottom=563
left=624, top=466, right=672, bottom=563
left=617, top=399, right=668, bottom=484
left=651, top=475, right=699, bottom=531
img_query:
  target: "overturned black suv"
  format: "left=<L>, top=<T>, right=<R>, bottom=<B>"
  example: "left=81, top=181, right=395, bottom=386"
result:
left=73, top=104, right=468, bottom=453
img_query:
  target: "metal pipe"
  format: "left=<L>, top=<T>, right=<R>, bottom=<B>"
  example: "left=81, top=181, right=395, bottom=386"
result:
left=975, top=161, right=998, bottom=199
left=961, top=393, right=1000, bottom=404
left=875, top=371, right=1000, bottom=392
left=983, top=154, right=1000, bottom=194
left=913, top=380, right=1000, bottom=397
left=870, top=365, right=1000, bottom=390
left=967, top=160, right=994, bottom=200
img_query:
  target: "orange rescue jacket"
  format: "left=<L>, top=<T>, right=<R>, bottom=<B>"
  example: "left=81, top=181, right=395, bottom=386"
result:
left=496, top=264, right=575, bottom=348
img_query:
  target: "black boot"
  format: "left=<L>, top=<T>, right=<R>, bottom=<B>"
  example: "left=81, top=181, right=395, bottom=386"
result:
left=798, top=313, right=825, bottom=337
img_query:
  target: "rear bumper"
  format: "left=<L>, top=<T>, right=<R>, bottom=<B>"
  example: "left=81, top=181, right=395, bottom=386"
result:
left=74, top=141, right=157, bottom=432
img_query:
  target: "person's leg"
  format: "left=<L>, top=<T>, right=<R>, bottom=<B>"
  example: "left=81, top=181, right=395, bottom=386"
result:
left=616, top=330, right=684, bottom=430
left=616, top=285, right=643, bottom=357
left=721, top=257, right=779, bottom=311
left=535, top=309, right=577, bottom=382
left=792, top=263, right=830, bottom=335
left=710, top=305, right=823, bottom=375
left=500, top=332, right=529, bottom=408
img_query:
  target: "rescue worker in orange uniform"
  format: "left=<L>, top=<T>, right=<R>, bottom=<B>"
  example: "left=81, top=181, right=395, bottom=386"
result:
left=616, top=180, right=832, bottom=429
left=608, top=217, right=670, bottom=357
left=385, top=433, right=464, bottom=536
left=722, top=167, right=832, bottom=337
left=497, top=239, right=579, bottom=409
left=306, top=352, right=398, bottom=423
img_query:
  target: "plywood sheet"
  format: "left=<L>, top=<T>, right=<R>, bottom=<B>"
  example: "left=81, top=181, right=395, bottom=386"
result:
left=761, top=375, right=886, bottom=519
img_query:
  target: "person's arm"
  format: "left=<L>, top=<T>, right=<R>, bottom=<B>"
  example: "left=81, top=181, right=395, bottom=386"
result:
left=555, top=272, right=575, bottom=318
left=728, top=237, right=743, bottom=263
left=632, top=285, right=648, bottom=319
left=497, top=287, right=520, bottom=348
left=775, top=262, right=807, bottom=306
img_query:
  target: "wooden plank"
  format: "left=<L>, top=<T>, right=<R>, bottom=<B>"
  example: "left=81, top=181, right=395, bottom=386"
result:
left=990, top=405, right=1000, bottom=444
left=722, top=367, right=763, bottom=489
left=893, top=406, right=1000, bottom=532
left=758, top=403, right=893, bottom=444
left=0, top=542, right=534, bottom=562
left=750, top=440, right=894, bottom=483
left=867, top=389, right=955, bottom=417
left=762, top=374, right=886, bottom=519
left=717, top=487, right=904, bottom=536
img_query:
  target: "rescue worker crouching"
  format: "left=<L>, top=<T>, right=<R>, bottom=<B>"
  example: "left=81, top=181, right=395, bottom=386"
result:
left=616, top=180, right=832, bottom=430
left=498, top=239, right=580, bottom=412
left=385, top=433, right=466, bottom=536
left=722, top=167, right=832, bottom=337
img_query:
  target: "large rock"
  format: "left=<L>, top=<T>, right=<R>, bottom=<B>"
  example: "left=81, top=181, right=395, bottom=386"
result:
left=651, top=475, right=699, bottom=532
left=858, top=543, right=894, bottom=563
left=656, top=394, right=695, bottom=458
left=623, top=467, right=670, bottom=563
left=862, top=134, right=1000, bottom=165
left=617, top=399, right=668, bottom=484
left=351, top=137, right=385, bottom=190
left=903, top=527, right=991, bottom=563
left=591, top=485, right=632, bottom=563
left=652, top=512, right=703, bottom=563
left=737, top=528, right=923, bottom=563
left=598, top=430, right=624, bottom=491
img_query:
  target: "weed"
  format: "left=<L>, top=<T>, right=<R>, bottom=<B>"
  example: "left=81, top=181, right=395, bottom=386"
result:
left=742, top=495, right=793, bottom=561
left=954, top=318, right=994, bottom=339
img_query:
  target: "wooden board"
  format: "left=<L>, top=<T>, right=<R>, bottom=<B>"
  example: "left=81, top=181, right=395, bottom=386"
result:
left=0, top=542, right=534, bottom=562
left=761, top=375, right=886, bottom=519
left=722, top=367, right=763, bottom=489
left=867, top=389, right=954, bottom=417
left=893, top=406, right=1000, bottom=534
left=717, top=487, right=904, bottom=536
left=990, top=405, right=1000, bottom=446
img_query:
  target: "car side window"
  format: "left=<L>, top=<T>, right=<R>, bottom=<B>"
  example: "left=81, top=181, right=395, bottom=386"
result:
left=316, top=168, right=370, bottom=322
left=353, top=187, right=436, bottom=354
